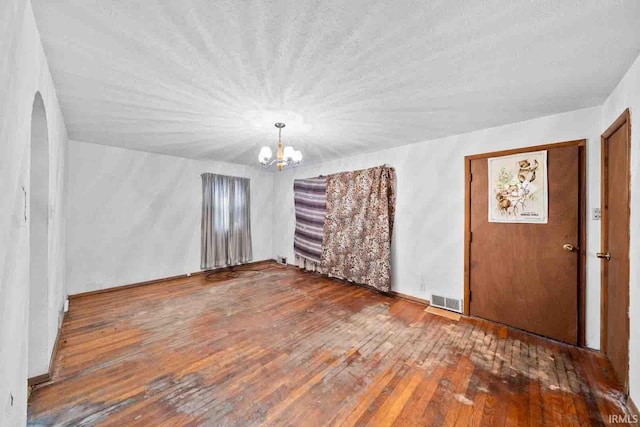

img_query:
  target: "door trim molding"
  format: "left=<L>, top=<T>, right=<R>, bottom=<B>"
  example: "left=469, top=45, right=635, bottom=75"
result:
left=600, top=108, right=631, bottom=379
left=463, top=139, right=587, bottom=346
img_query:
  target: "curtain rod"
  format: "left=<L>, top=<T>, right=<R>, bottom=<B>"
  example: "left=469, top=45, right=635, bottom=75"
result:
left=315, top=164, right=393, bottom=179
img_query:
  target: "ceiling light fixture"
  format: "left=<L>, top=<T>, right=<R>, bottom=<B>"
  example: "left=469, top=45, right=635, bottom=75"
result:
left=258, top=122, right=302, bottom=171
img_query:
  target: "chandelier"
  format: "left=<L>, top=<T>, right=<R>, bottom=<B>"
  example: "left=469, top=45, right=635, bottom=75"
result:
left=258, top=123, right=302, bottom=171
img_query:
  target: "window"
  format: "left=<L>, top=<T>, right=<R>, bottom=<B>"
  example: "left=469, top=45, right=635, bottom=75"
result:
left=200, top=174, right=252, bottom=269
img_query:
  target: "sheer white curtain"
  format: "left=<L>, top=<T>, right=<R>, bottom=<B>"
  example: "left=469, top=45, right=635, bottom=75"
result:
left=201, top=173, right=252, bottom=269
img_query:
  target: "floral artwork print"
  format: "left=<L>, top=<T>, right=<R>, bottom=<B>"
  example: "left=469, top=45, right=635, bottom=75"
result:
left=320, top=166, right=396, bottom=292
left=488, top=150, right=548, bottom=223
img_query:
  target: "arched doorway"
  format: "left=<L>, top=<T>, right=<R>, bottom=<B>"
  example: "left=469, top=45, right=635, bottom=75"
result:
left=28, top=92, right=50, bottom=378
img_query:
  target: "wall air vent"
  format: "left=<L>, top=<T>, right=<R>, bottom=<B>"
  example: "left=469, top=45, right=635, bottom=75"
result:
left=430, top=294, right=462, bottom=313
left=277, top=256, right=287, bottom=265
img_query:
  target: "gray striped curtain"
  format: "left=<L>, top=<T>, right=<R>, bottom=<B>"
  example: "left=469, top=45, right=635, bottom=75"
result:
left=293, top=177, right=327, bottom=271
left=201, top=173, right=252, bottom=269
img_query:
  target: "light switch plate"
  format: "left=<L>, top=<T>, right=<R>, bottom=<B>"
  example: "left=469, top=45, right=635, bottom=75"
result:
left=592, top=208, right=601, bottom=220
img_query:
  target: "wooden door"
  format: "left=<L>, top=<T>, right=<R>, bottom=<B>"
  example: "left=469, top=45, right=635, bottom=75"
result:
left=467, top=142, right=583, bottom=344
left=601, top=110, right=631, bottom=393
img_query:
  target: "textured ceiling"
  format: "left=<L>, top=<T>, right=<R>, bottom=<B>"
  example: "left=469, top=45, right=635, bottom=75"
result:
left=33, top=0, right=640, bottom=166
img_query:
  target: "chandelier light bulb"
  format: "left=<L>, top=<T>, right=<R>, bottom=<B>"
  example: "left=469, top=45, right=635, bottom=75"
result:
left=258, top=146, right=272, bottom=163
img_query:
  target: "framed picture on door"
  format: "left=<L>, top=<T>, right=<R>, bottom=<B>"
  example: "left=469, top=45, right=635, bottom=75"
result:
left=488, top=150, right=548, bottom=223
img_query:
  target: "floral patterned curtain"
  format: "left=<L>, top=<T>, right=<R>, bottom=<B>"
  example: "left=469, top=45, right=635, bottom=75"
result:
left=320, top=166, right=396, bottom=292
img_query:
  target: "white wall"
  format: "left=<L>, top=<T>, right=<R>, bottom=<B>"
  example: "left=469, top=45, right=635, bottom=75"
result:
left=273, top=106, right=603, bottom=349
left=0, top=1, right=68, bottom=425
left=65, top=141, right=274, bottom=294
left=601, top=53, right=640, bottom=406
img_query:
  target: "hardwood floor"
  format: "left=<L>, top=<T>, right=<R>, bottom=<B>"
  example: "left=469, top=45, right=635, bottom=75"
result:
left=28, top=262, right=634, bottom=426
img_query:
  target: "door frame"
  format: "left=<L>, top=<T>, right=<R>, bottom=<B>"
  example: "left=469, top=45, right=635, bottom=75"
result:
left=600, top=109, right=631, bottom=373
left=463, top=139, right=587, bottom=346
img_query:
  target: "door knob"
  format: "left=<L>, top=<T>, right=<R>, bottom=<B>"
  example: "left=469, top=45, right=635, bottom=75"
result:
left=597, top=252, right=611, bottom=260
left=563, top=244, right=578, bottom=252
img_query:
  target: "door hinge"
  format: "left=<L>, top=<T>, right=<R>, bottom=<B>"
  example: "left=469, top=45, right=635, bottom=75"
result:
left=468, top=291, right=472, bottom=302
left=469, top=173, right=473, bottom=182
left=469, top=231, right=472, bottom=242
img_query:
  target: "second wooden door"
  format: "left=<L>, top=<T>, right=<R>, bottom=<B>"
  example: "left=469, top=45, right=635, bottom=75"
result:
left=601, top=110, right=631, bottom=393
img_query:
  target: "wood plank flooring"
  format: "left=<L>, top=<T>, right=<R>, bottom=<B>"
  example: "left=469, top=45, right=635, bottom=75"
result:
left=28, top=262, right=635, bottom=426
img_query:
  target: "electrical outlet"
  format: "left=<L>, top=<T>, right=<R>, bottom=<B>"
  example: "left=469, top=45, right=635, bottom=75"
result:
left=592, top=208, right=601, bottom=220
